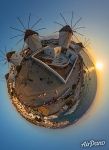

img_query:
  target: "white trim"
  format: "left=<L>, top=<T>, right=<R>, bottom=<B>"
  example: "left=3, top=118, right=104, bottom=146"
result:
left=66, top=56, right=78, bottom=82
left=31, top=52, right=78, bottom=84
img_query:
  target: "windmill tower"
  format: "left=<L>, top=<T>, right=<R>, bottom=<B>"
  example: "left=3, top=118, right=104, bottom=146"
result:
left=59, top=25, right=73, bottom=49
left=55, top=12, right=84, bottom=50
left=24, top=29, right=42, bottom=52
left=6, top=51, right=23, bottom=66
left=10, top=14, right=46, bottom=52
left=0, top=48, right=20, bottom=82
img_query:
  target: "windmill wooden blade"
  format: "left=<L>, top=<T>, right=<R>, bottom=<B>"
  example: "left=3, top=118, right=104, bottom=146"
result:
left=28, top=13, right=31, bottom=28
left=84, top=39, right=90, bottom=47
left=35, top=28, right=46, bottom=31
left=74, top=31, right=84, bottom=36
left=74, top=26, right=85, bottom=30
left=71, top=11, right=74, bottom=28
left=17, top=17, right=26, bottom=30
left=4, top=46, right=7, bottom=54
left=0, top=49, right=6, bottom=56
left=10, top=34, right=24, bottom=39
left=54, top=21, right=64, bottom=27
left=73, top=34, right=80, bottom=42
left=31, top=18, right=42, bottom=29
left=60, top=12, right=67, bottom=25
left=73, top=17, right=82, bottom=28
left=16, top=37, right=24, bottom=45
left=10, top=27, right=24, bottom=33
left=0, top=59, right=6, bottom=63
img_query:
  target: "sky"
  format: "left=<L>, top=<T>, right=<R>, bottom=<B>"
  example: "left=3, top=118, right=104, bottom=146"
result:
left=0, top=0, right=109, bottom=150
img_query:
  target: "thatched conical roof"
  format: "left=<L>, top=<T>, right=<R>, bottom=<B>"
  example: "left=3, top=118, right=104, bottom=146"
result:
left=59, top=25, right=73, bottom=34
left=6, top=51, right=15, bottom=62
left=77, top=42, right=84, bottom=48
left=24, top=29, right=39, bottom=41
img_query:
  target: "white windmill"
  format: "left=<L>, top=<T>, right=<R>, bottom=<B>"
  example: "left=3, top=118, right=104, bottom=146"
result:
left=10, top=13, right=46, bottom=52
left=24, top=29, right=42, bottom=52
left=0, top=47, right=18, bottom=82
left=6, top=51, right=23, bottom=66
left=54, top=12, right=85, bottom=50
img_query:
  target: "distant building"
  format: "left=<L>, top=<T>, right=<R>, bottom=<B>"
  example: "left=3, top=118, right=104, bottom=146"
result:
left=70, top=42, right=84, bottom=54
left=41, top=39, right=59, bottom=47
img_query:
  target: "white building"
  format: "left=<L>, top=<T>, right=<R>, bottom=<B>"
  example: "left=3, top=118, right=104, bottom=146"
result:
left=6, top=51, right=23, bottom=66
left=44, top=46, right=61, bottom=58
left=24, top=29, right=42, bottom=52
left=66, top=49, right=77, bottom=64
left=59, top=25, right=73, bottom=49
left=70, top=42, right=84, bottom=54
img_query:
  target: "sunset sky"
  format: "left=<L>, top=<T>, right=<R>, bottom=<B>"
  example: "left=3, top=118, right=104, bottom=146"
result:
left=0, top=0, right=109, bottom=150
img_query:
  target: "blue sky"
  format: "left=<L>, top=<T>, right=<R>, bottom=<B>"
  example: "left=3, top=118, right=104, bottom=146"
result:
left=0, top=0, right=109, bottom=150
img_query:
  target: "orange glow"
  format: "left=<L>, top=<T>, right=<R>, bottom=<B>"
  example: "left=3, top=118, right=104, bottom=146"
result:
left=96, top=62, right=104, bottom=71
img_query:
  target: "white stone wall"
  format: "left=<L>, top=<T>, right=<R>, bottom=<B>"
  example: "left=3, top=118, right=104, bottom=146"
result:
left=25, top=34, right=42, bottom=52
left=59, top=31, right=72, bottom=49
left=66, top=49, right=77, bottom=64
left=10, top=52, right=23, bottom=66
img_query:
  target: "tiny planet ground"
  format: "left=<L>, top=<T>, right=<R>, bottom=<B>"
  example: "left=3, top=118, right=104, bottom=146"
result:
left=5, top=17, right=97, bottom=129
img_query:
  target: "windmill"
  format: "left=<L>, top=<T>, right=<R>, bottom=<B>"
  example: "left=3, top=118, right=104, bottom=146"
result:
left=0, top=47, right=17, bottom=82
left=55, top=15, right=92, bottom=87
left=54, top=11, right=85, bottom=50
left=0, top=46, right=23, bottom=67
left=0, top=47, right=14, bottom=73
left=0, top=14, right=46, bottom=84
left=10, top=13, right=46, bottom=52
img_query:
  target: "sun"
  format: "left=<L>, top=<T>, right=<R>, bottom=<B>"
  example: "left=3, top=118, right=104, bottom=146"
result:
left=96, top=62, right=104, bottom=71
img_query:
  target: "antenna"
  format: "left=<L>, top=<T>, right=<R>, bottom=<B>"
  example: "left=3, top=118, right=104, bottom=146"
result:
left=60, top=12, right=68, bottom=25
